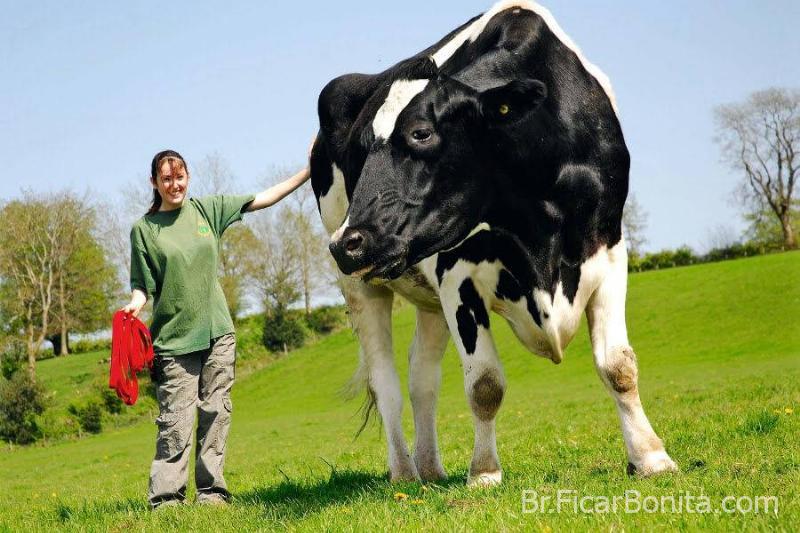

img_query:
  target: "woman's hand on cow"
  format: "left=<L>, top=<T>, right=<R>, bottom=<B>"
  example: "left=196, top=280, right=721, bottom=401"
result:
left=121, top=289, right=147, bottom=317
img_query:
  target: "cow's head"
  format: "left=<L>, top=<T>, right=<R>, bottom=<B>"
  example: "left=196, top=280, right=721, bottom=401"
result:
left=329, top=74, right=548, bottom=280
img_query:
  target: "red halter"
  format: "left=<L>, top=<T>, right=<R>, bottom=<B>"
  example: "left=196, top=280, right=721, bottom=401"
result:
left=109, top=311, right=154, bottom=405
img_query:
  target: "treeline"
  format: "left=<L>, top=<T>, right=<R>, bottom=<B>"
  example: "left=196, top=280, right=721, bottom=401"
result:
left=628, top=240, right=790, bottom=273
left=627, top=204, right=798, bottom=273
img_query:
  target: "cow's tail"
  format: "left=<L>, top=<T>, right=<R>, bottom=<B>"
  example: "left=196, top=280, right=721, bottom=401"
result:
left=343, top=348, right=380, bottom=438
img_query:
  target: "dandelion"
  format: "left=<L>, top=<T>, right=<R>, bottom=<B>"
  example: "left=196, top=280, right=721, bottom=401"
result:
left=394, top=492, right=409, bottom=501
left=410, top=499, right=424, bottom=505
left=786, top=407, right=794, bottom=415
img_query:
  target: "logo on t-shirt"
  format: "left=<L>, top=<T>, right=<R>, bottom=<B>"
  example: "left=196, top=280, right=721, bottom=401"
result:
left=198, top=221, right=211, bottom=237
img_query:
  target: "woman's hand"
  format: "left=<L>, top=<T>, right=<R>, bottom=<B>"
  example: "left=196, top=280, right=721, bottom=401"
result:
left=121, top=289, right=147, bottom=317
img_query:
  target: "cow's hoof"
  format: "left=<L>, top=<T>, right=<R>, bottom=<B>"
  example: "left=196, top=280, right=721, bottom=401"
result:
left=627, top=451, right=678, bottom=477
left=390, top=465, right=420, bottom=483
left=467, top=470, right=502, bottom=487
left=416, top=461, right=447, bottom=482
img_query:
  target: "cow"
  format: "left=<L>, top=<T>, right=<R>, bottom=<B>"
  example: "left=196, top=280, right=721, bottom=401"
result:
left=310, top=0, right=677, bottom=486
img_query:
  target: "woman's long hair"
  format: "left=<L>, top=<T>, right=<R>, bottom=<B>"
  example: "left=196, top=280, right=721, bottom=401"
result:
left=147, top=149, right=187, bottom=215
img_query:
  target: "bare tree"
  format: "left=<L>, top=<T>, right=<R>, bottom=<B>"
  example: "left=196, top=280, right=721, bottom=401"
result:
left=622, top=192, right=649, bottom=257
left=219, top=224, right=262, bottom=320
left=285, top=186, right=336, bottom=315
left=714, top=88, right=799, bottom=249
left=192, top=152, right=236, bottom=196
left=248, top=211, right=302, bottom=313
left=0, top=193, right=72, bottom=374
left=704, top=224, right=740, bottom=253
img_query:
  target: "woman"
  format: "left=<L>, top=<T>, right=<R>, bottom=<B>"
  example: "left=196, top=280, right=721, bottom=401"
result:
left=122, top=149, right=310, bottom=508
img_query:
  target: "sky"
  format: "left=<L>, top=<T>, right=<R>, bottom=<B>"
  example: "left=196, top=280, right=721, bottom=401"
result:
left=1, top=0, right=799, bottom=252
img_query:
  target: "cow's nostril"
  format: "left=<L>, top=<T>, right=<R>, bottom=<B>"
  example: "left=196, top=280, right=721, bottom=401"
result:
left=345, top=232, right=364, bottom=253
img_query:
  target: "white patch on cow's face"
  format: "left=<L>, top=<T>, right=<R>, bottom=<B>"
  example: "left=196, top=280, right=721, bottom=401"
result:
left=372, top=79, right=429, bottom=141
left=429, top=0, right=618, bottom=116
left=331, top=216, right=349, bottom=243
left=320, top=164, right=349, bottom=236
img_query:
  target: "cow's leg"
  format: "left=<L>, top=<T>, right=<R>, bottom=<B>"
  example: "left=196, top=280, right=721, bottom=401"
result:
left=408, top=308, right=449, bottom=481
left=342, top=277, right=418, bottom=481
left=440, top=273, right=505, bottom=487
left=586, top=245, right=678, bottom=476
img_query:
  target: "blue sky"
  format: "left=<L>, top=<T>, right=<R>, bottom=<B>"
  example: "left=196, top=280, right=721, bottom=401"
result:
left=1, top=1, right=798, bottom=251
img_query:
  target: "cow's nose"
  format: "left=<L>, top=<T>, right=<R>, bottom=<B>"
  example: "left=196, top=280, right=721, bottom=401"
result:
left=344, top=230, right=364, bottom=255
left=329, top=227, right=370, bottom=274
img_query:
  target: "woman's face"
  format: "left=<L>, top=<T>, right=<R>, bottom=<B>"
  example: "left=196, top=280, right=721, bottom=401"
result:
left=152, top=160, right=189, bottom=210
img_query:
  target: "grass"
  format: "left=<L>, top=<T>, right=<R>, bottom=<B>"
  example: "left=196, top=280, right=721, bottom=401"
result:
left=1, top=252, right=798, bottom=531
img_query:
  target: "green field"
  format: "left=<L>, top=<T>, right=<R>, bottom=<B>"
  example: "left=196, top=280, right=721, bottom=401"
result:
left=2, top=252, right=799, bottom=531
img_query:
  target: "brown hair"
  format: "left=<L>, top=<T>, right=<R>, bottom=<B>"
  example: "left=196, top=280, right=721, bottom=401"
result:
left=148, top=149, right=188, bottom=215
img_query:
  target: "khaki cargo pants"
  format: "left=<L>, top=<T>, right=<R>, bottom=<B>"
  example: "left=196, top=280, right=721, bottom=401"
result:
left=148, top=333, right=236, bottom=508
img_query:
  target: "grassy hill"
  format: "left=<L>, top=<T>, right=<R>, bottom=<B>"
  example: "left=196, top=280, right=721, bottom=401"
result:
left=2, top=252, right=798, bottom=531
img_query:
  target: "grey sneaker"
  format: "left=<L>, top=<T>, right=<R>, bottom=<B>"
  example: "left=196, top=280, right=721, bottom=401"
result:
left=152, top=499, right=185, bottom=510
left=197, top=493, right=229, bottom=506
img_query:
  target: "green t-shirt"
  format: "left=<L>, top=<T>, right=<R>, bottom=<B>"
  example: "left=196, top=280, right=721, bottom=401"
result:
left=129, top=194, right=255, bottom=356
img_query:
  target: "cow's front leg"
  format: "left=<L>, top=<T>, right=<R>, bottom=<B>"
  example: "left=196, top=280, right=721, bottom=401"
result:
left=342, top=277, right=418, bottom=481
left=440, top=273, right=505, bottom=487
left=586, top=244, right=678, bottom=476
left=408, top=308, right=449, bottom=481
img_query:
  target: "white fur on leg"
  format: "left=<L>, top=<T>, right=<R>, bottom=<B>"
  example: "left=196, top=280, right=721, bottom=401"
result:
left=408, top=309, right=449, bottom=481
left=586, top=240, right=677, bottom=476
left=342, top=276, right=418, bottom=481
left=439, top=265, right=506, bottom=486
left=467, top=418, right=502, bottom=487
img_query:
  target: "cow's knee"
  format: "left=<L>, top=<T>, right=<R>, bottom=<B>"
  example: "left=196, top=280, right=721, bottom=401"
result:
left=604, top=346, right=639, bottom=394
left=470, top=370, right=505, bottom=421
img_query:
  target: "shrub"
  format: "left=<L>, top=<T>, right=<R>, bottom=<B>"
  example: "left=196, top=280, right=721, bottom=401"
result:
left=305, top=306, right=347, bottom=334
left=236, top=313, right=265, bottom=358
left=0, top=372, right=47, bottom=444
left=71, top=338, right=111, bottom=355
left=100, top=386, right=123, bottom=415
left=68, top=401, right=103, bottom=434
left=263, top=310, right=306, bottom=353
left=1, top=340, right=26, bottom=380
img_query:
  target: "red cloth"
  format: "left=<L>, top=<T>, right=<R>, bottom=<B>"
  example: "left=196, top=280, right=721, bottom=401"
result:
left=109, top=311, right=154, bottom=405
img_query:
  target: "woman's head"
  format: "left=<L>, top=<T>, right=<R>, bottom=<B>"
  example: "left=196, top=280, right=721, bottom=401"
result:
left=148, top=149, right=189, bottom=214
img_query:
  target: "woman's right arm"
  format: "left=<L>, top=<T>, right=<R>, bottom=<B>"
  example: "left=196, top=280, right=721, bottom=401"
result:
left=122, top=289, right=147, bottom=317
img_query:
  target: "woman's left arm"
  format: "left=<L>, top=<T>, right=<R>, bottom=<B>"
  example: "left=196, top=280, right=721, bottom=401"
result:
left=245, top=166, right=311, bottom=212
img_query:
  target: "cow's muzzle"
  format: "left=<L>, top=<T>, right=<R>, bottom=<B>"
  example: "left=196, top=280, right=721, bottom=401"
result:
left=329, top=227, right=369, bottom=275
left=329, top=227, right=408, bottom=281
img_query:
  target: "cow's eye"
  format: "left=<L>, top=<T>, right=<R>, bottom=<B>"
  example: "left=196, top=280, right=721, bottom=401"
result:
left=411, top=129, right=432, bottom=143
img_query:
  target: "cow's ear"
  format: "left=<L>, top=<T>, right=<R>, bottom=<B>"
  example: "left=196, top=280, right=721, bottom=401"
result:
left=479, top=79, right=547, bottom=123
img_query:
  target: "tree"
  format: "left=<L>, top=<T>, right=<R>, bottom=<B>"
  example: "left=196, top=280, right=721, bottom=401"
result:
left=0, top=194, right=64, bottom=374
left=622, top=192, right=649, bottom=257
left=704, top=224, right=740, bottom=253
left=0, top=192, right=118, bottom=370
left=193, top=152, right=235, bottom=197
left=743, top=203, right=800, bottom=247
left=49, top=232, right=119, bottom=355
left=285, top=186, right=335, bottom=316
left=219, top=224, right=261, bottom=320
left=248, top=211, right=302, bottom=314
left=714, top=88, right=799, bottom=249
left=46, top=195, right=118, bottom=355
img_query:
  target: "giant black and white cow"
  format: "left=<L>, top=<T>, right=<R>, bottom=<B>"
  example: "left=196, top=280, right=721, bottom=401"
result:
left=310, top=0, right=677, bottom=486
